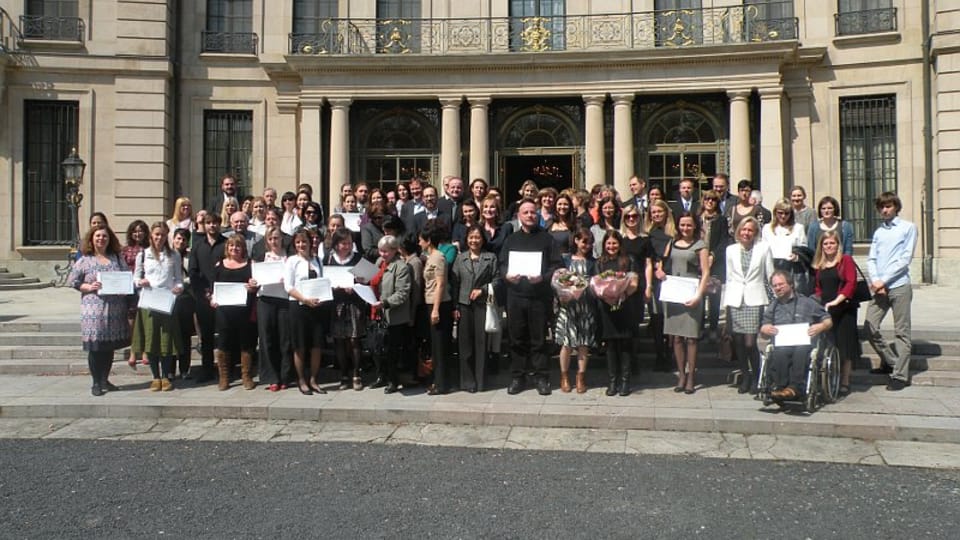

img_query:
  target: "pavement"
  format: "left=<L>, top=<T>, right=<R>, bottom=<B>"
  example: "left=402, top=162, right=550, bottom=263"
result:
left=1, top=284, right=959, bottom=459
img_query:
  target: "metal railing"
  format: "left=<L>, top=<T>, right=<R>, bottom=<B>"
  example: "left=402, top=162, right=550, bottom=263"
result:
left=202, top=30, right=258, bottom=54
left=19, top=15, right=84, bottom=42
left=287, top=5, right=799, bottom=56
left=835, top=7, right=897, bottom=37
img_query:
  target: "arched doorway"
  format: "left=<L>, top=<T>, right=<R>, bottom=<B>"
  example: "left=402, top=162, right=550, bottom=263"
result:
left=642, top=103, right=726, bottom=197
left=497, top=105, right=581, bottom=197
left=357, top=108, right=439, bottom=192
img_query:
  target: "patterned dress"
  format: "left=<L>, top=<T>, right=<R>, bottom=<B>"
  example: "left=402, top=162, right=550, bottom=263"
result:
left=553, top=257, right=597, bottom=348
left=325, top=251, right=367, bottom=339
left=69, top=255, right=132, bottom=352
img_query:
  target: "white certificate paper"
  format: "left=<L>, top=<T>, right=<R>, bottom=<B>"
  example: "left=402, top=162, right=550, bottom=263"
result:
left=325, top=266, right=356, bottom=288
left=297, top=277, right=333, bottom=303
left=352, top=283, right=379, bottom=305
left=774, top=323, right=811, bottom=347
left=97, top=272, right=133, bottom=295
left=252, top=261, right=284, bottom=285
left=349, top=258, right=378, bottom=282
left=770, top=237, right=794, bottom=260
left=658, top=275, right=700, bottom=304
left=138, top=287, right=177, bottom=314
left=342, top=213, right=362, bottom=232
left=508, top=251, right=542, bottom=278
left=212, top=282, right=248, bottom=306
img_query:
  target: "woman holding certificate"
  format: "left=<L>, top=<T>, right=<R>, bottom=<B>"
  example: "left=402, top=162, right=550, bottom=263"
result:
left=257, top=226, right=293, bottom=392
left=285, top=229, right=328, bottom=395
left=69, top=225, right=131, bottom=397
left=324, top=227, right=367, bottom=391
left=132, top=222, right=184, bottom=391
left=762, top=199, right=809, bottom=294
left=663, top=213, right=710, bottom=394
left=724, top=217, right=774, bottom=394
left=210, top=236, right=258, bottom=391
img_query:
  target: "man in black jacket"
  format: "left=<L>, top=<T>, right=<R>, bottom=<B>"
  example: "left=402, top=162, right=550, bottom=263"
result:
left=205, top=174, right=242, bottom=214
left=500, top=198, right=562, bottom=395
left=188, top=214, right=226, bottom=382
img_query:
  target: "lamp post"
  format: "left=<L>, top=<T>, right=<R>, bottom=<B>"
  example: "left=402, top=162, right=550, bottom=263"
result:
left=54, top=148, right=86, bottom=286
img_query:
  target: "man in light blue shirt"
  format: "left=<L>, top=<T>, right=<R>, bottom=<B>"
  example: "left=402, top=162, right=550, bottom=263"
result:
left=865, top=192, right=917, bottom=391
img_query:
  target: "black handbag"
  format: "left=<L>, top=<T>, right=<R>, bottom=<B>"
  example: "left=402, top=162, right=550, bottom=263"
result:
left=852, top=261, right=872, bottom=303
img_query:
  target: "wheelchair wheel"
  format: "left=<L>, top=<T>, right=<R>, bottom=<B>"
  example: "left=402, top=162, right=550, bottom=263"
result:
left=819, top=343, right=841, bottom=404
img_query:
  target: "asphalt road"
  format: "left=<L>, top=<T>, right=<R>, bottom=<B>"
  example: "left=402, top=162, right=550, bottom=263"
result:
left=2, top=439, right=959, bottom=539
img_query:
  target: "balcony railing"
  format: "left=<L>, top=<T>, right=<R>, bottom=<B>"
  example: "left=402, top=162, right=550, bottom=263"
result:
left=19, top=15, right=84, bottom=42
left=288, top=6, right=799, bottom=56
left=835, top=7, right=897, bottom=36
left=202, top=30, right=258, bottom=54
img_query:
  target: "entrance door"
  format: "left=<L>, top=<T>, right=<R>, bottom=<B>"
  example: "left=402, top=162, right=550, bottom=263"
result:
left=501, top=153, right=575, bottom=198
left=647, top=151, right=716, bottom=198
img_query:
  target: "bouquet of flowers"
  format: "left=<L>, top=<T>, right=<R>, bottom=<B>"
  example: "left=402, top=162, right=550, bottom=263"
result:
left=552, top=269, right=589, bottom=303
left=590, top=270, right=636, bottom=311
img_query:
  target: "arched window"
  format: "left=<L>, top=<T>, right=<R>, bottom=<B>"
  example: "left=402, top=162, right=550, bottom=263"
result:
left=359, top=109, right=438, bottom=190
left=643, top=104, right=724, bottom=195
left=501, top=108, right=579, bottom=148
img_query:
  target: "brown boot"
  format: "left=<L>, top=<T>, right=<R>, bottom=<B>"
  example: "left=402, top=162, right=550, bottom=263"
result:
left=576, top=371, right=587, bottom=394
left=560, top=371, right=571, bottom=393
left=240, top=350, right=256, bottom=390
left=215, top=350, right=230, bottom=391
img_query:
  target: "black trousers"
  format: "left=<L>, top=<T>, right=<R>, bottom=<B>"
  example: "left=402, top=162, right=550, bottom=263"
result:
left=457, top=301, right=487, bottom=391
left=257, top=297, right=292, bottom=386
left=768, top=345, right=812, bottom=393
left=507, top=295, right=550, bottom=379
left=427, top=301, right=454, bottom=391
left=385, top=324, right=406, bottom=385
left=194, top=295, right=216, bottom=375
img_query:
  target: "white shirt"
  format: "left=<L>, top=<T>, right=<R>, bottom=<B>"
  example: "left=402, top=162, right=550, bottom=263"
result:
left=284, top=255, right=323, bottom=302
left=281, top=212, right=302, bottom=236
left=134, top=248, right=183, bottom=290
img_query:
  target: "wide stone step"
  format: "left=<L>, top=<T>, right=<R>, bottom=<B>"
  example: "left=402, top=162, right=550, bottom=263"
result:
left=0, top=333, right=83, bottom=347
left=0, top=273, right=26, bottom=280
left=0, top=321, right=83, bottom=334
left=0, top=281, right=53, bottom=291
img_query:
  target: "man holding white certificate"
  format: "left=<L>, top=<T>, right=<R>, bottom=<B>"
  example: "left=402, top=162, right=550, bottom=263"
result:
left=760, top=271, right=832, bottom=401
left=500, top=198, right=562, bottom=396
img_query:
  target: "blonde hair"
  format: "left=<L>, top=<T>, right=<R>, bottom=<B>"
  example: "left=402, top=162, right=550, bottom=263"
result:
left=644, top=199, right=677, bottom=238
left=169, top=197, right=193, bottom=223
left=220, top=196, right=239, bottom=224
left=768, top=198, right=796, bottom=234
left=812, top=229, right=844, bottom=269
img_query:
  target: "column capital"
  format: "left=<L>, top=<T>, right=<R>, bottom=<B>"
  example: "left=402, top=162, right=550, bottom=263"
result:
left=583, top=94, right=607, bottom=106
left=328, top=98, right=352, bottom=109
left=611, top=93, right=635, bottom=105
left=757, top=87, right=783, bottom=99
left=727, top=89, right=752, bottom=101
left=439, top=96, right=464, bottom=108
left=300, top=98, right=324, bottom=109
left=467, top=96, right=491, bottom=107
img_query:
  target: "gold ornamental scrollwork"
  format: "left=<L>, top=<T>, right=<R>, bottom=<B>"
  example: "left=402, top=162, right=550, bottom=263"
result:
left=379, top=18, right=412, bottom=54
left=660, top=9, right=696, bottom=47
left=521, top=16, right=551, bottom=52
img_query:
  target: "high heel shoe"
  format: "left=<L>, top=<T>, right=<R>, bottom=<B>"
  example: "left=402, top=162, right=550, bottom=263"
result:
left=309, top=382, right=327, bottom=395
left=352, top=377, right=363, bottom=391
left=299, top=385, right=313, bottom=396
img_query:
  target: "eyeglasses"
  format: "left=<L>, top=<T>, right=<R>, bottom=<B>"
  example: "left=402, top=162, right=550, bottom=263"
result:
left=776, top=211, right=791, bottom=216
left=305, top=211, right=317, bottom=215
left=624, top=214, right=640, bottom=221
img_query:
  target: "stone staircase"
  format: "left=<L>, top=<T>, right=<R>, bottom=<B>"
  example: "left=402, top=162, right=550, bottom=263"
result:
left=0, top=266, right=52, bottom=291
left=1, top=319, right=958, bottom=387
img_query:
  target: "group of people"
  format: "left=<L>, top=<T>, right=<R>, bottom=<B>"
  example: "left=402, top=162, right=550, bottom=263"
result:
left=70, top=172, right=917, bottom=405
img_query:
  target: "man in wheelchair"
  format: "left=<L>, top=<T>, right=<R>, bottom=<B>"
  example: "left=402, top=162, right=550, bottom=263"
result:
left=759, top=271, right=833, bottom=401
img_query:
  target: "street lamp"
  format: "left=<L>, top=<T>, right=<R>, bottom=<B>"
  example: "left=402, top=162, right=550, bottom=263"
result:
left=53, top=148, right=86, bottom=286
left=62, top=147, right=86, bottom=248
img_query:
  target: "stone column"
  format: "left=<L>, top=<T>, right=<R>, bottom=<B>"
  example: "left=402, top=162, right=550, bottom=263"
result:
left=584, top=94, right=607, bottom=185
left=612, top=94, right=635, bottom=197
left=759, top=88, right=786, bottom=203
left=328, top=98, right=352, bottom=213
left=468, top=96, right=491, bottom=183
left=728, top=89, right=752, bottom=184
left=440, top=96, right=463, bottom=182
left=298, top=101, right=323, bottom=189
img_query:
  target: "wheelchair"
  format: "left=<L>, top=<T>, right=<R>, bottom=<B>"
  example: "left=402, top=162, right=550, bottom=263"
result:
left=756, top=333, right=841, bottom=413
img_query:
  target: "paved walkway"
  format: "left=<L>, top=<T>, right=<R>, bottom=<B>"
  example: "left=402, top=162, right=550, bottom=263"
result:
left=4, top=417, right=960, bottom=470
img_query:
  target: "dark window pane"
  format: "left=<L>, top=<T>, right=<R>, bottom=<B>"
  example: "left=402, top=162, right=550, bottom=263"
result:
left=23, top=100, right=79, bottom=245
left=840, top=94, right=897, bottom=242
left=203, top=110, right=253, bottom=207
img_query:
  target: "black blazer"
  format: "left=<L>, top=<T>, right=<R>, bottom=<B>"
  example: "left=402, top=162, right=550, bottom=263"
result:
left=669, top=199, right=700, bottom=223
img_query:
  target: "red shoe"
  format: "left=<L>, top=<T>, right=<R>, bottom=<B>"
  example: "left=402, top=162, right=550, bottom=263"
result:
left=268, top=384, right=279, bottom=392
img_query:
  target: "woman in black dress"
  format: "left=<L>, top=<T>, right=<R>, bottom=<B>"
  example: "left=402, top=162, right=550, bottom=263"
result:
left=210, top=236, right=258, bottom=391
left=813, top=230, right=861, bottom=396
left=596, top=231, right=640, bottom=396
left=643, top=200, right=676, bottom=372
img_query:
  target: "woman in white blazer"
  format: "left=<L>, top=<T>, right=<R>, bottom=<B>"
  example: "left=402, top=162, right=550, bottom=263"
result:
left=723, top=216, right=773, bottom=393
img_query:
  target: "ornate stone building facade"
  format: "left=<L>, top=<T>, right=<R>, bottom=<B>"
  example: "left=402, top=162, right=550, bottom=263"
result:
left=0, top=1, right=957, bottom=284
